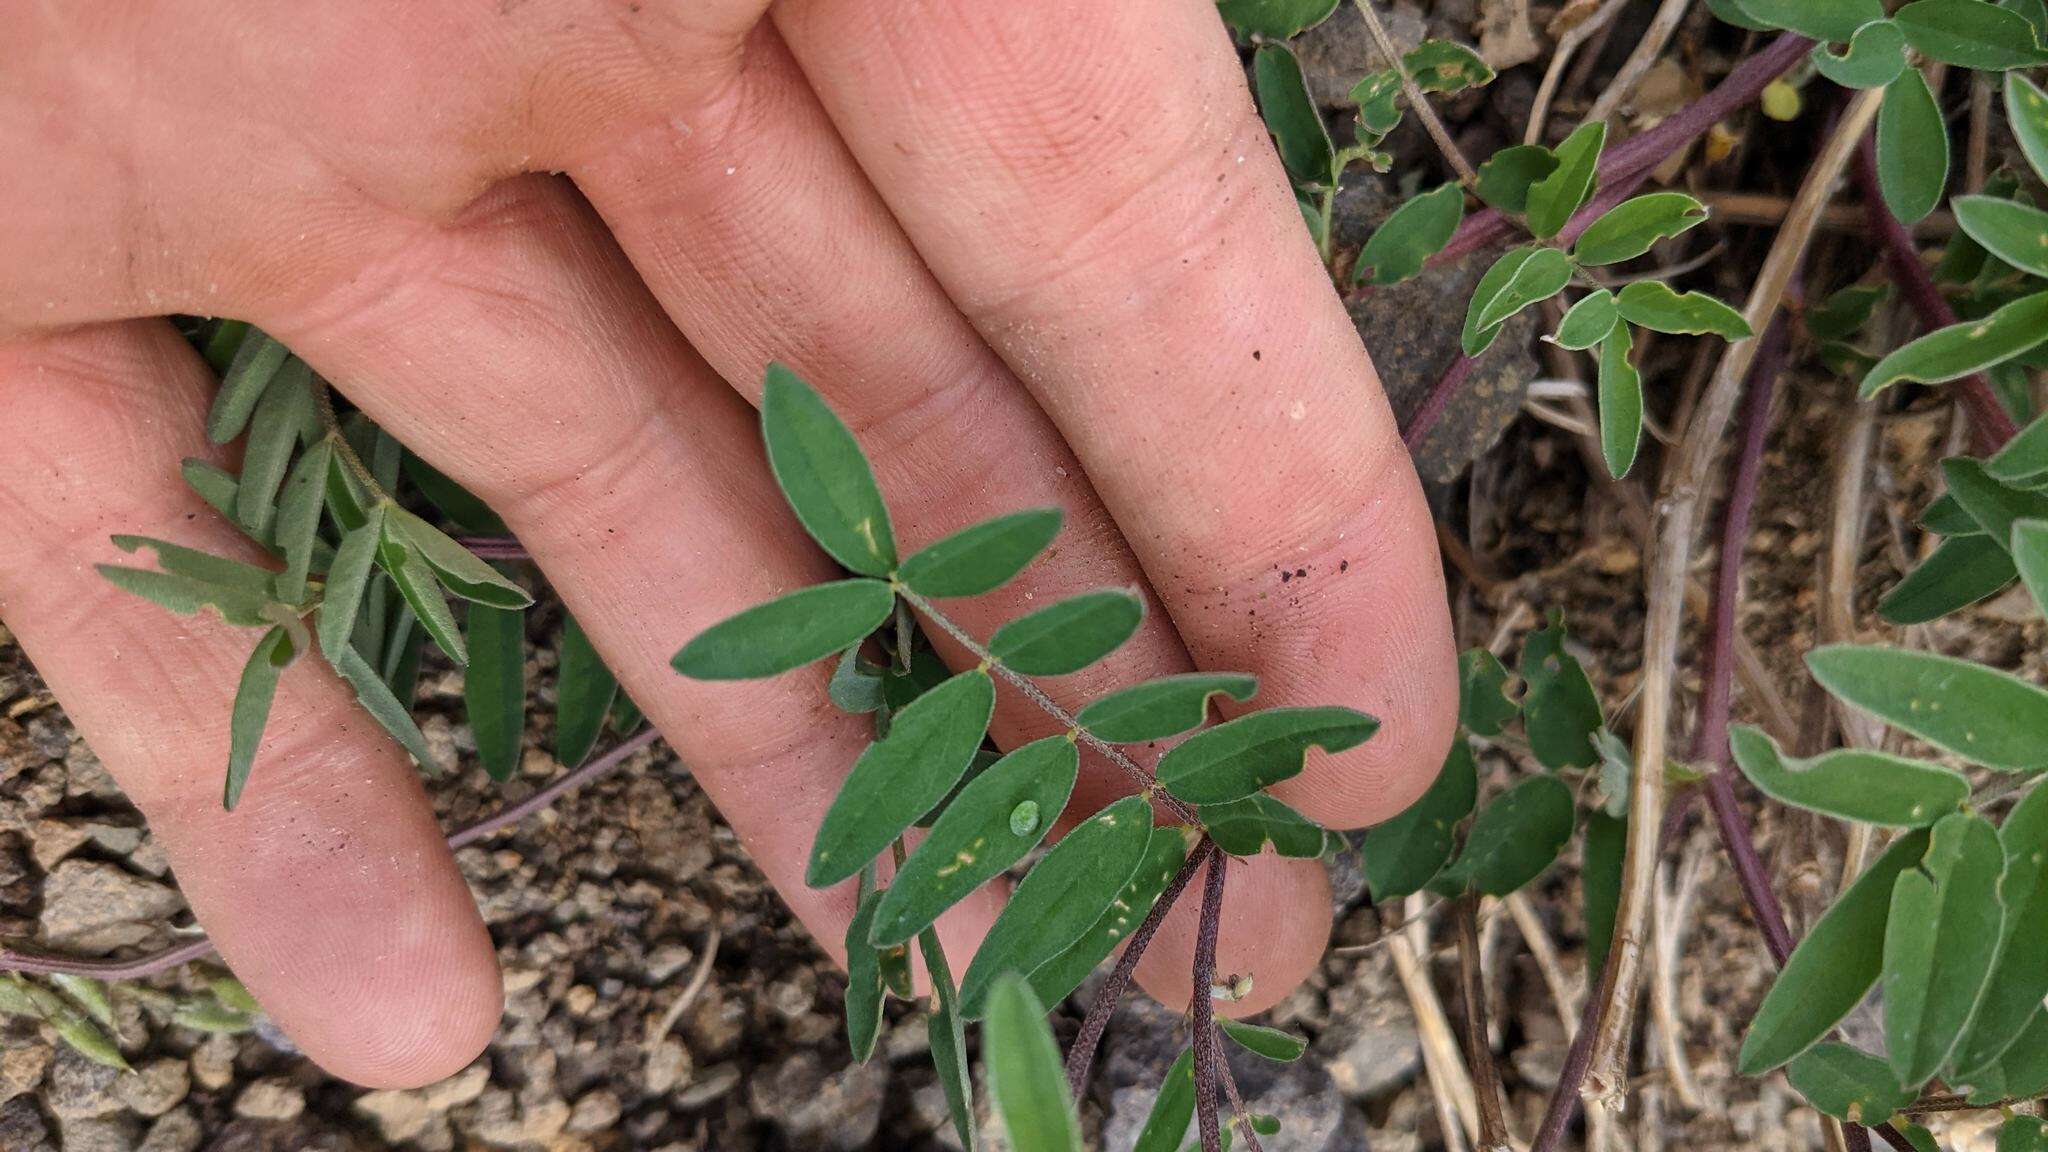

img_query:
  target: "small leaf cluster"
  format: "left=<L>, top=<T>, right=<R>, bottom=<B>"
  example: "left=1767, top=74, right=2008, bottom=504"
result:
left=101, top=323, right=639, bottom=806
left=1362, top=616, right=1610, bottom=936
left=672, top=364, right=1368, bottom=1148
left=0, top=970, right=264, bottom=1071
left=1224, top=0, right=1493, bottom=256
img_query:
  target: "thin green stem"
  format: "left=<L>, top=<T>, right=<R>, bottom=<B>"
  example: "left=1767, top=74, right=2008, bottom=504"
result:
left=1353, top=0, right=1478, bottom=187
left=894, top=585, right=1200, bottom=827
left=313, top=381, right=387, bottom=500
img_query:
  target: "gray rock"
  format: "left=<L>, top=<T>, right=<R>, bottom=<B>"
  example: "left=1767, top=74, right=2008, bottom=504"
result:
left=1295, top=2, right=1430, bottom=109
left=45, top=1046, right=124, bottom=1120
left=643, top=1041, right=693, bottom=1096
left=1318, top=953, right=1421, bottom=1101
left=565, top=1089, right=621, bottom=1133
left=53, top=1112, right=139, bottom=1152
left=36, top=860, right=184, bottom=951
left=63, top=744, right=123, bottom=801
left=0, top=1038, right=51, bottom=1101
left=188, top=1034, right=237, bottom=1091
left=0, top=1095, right=54, bottom=1152
left=745, top=1052, right=887, bottom=1152
left=136, top=1108, right=201, bottom=1152
left=1345, top=240, right=1540, bottom=483
left=231, top=1078, right=305, bottom=1122
left=115, top=1058, right=189, bottom=1119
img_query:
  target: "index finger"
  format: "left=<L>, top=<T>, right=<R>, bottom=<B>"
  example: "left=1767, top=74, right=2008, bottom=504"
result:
left=776, top=0, right=1458, bottom=826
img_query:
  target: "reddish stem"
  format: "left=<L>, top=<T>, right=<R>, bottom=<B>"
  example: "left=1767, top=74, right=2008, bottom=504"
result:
left=1432, top=33, right=1815, bottom=268
left=1192, top=852, right=1228, bottom=1152
left=1065, top=837, right=1217, bottom=1096
left=1850, top=137, right=2018, bottom=453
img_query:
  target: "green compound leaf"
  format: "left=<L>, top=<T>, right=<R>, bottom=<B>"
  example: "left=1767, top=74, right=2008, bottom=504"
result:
left=1740, top=828, right=1932, bottom=1075
left=1350, top=69, right=1404, bottom=138
left=1461, top=246, right=1543, bottom=357
left=464, top=603, right=526, bottom=782
left=808, top=670, right=995, bottom=888
left=1551, top=289, right=1619, bottom=351
left=1953, top=195, right=2048, bottom=279
left=1431, top=774, right=1575, bottom=897
left=317, top=506, right=386, bottom=662
left=989, top=589, right=1144, bottom=676
left=983, top=975, right=1082, bottom=1152
left=1877, top=69, right=1950, bottom=226
left=871, top=735, right=1079, bottom=946
left=1471, top=246, right=1574, bottom=335
left=1202, top=793, right=1331, bottom=859
left=1475, top=145, right=1559, bottom=213
left=181, top=459, right=243, bottom=526
left=674, top=578, right=895, bottom=681
left=1253, top=44, right=1336, bottom=189
left=1991, top=411, right=2048, bottom=485
left=383, top=507, right=531, bottom=609
left=1921, top=493, right=1984, bottom=538
left=1075, top=672, right=1259, bottom=743
left=553, top=613, right=618, bottom=769
left=1862, top=290, right=2048, bottom=399
left=234, top=358, right=316, bottom=536
left=1614, top=281, right=1753, bottom=340
left=1026, top=828, right=1189, bottom=1009
left=829, top=647, right=887, bottom=715
left=107, top=535, right=274, bottom=595
left=1216, top=0, right=1339, bottom=39
left=1707, top=0, right=1776, bottom=29
left=897, top=508, right=1063, bottom=598
left=402, top=451, right=504, bottom=534
left=271, top=438, right=331, bottom=606
left=1953, top=782, right=2048, bottom=1075
left=959, top=794, right=1155, bottom=1017
left=761, top=364, right=897, bottom=577
left=1598, top=323, right=1644, bottom=479
left=331, top=644, right=440, bottom=772
left=1222, top=1021, right=1307, bottom=1061
left=1807, top=644, right=2048, bottom=771
left=2010, top=74, right=2048, bottom=188
left=225, top=625, right=295, bottom=809
left=1457, top=649, right=1518, bottom=737
left=844, top=875, right=887, bottom=1064
left=95, top=564, right=278, bottom=629
left=379, top=536, right=465, bottom=665
left=1519, top=615, right=1604, bottom=770
left=1133, top=1048, right=1196, bottom=1152
left=2018, top=519, right=2048, bottom=616
left=1525, top=120, right=1607, bottom=239
left=1355, top=183, right=1465, bottom=287
left=1885, top=812, right=2004, bottom=1089
left=2001, top=1117, right=2048, bottom=1152
left=1157, top=706, right=1378, bottom=805
left=1895, top=0, right=2048, bottom=69
left=1786, top=1042, right=1917, bottom=1123
left=207, top=330, right=289, bottom=445
left=1729, top=724, right=1966, bottom=826
left=1880, top=534, right=2017, bottom=624
left=1404, top=40, right=1495, bottom=93
left=1740, top=0, right=1887, bottom=40
left=1808, top=284, right=1890, bottom=342
left=1812, top=20, right=1910, bottom=88
left=1572, top=192, right=1711, bottom=266
left=920, top=929, right=976, bottom=1149
left=1364, top=738, right=1478, bottom=901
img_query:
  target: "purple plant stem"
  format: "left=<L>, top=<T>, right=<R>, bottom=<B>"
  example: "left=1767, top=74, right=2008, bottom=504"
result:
left=1192, top=851, right=1228, bottom=1152
left=455, top=535, right=531, bottom=561
left=0, top=728, right=663, bottom=981
left=1433, top=33, right=1815, bottom=269
left=1065, top=837, right=1217, bottom=1096
left=1215, top=1040, right=1267, bottom=1152
left=1850, top=137, right=2018, bottom=453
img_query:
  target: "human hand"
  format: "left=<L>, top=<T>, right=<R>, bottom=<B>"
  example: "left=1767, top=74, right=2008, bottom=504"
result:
left=0, top=0, right=1455, bottom=1087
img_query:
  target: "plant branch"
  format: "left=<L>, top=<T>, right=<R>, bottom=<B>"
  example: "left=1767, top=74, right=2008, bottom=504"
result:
left=1065, top=836, right=1217, bottom=1096
left=898, top=586, right=1200, bottom=826
left=1353, top=0, right=1478, bottom=186
left=1434, top=33, right=1815, bottom=269
left=1850, top=135, right=2019, bottom=453
left=1583, top=82, right=1883, bottom=1113
left=1452, top=895, right=1513, bottom=1152
left=1215, top=1037, right=1269, bottom=1152
left=0, top=727, right=665, bottom=980
left=1192, top=851, right=1229, bottom=1152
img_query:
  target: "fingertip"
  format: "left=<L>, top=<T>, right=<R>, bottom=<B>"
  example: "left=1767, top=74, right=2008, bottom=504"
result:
left=286, top=919, right=504, bottom=1090
left=1131, top=851, right=1331, bottom=1019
